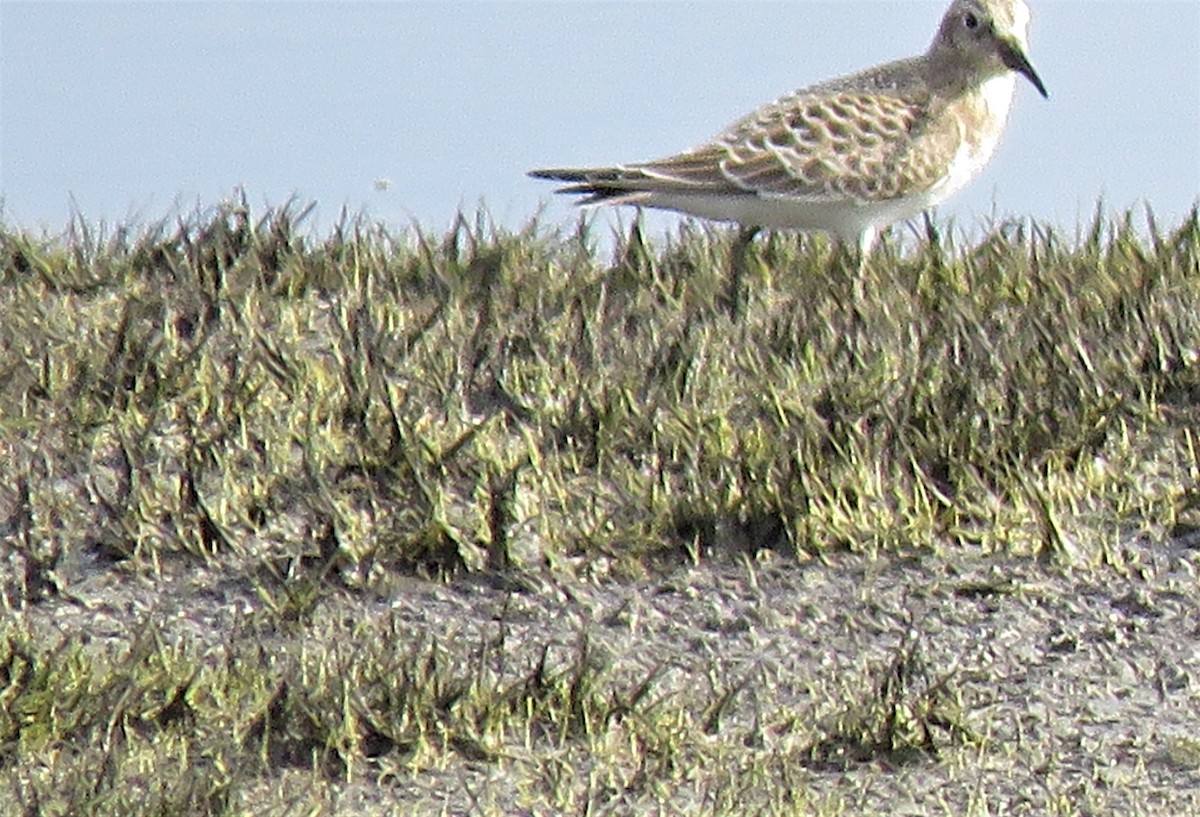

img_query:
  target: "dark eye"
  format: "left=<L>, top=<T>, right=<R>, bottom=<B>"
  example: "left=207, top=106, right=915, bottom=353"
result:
left=964, top=12, right=980, bottom=29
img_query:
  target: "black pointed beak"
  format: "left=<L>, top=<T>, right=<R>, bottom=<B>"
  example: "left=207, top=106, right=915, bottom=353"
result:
left=1000, top=38, right=1048, bottom=98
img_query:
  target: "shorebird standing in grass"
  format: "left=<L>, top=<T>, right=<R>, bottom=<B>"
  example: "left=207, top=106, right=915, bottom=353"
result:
left=530, top=0, right=1047, bottom=273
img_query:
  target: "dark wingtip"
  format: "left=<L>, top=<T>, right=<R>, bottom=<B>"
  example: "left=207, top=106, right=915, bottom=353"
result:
left=528, top=167, right=590, bottom=182
left=529, top=166, right=639, bottom=205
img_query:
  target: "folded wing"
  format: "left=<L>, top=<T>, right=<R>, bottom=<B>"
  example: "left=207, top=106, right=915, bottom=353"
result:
left=530, top=89, right=960, bottom=207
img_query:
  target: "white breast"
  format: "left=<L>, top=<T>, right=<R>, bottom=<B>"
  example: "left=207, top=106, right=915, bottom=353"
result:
left=930, top=73, right=1018, bottom=205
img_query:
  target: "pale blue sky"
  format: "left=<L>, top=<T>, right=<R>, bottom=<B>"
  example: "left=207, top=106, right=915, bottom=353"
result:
left=2, top=1, right=1198, bottom=242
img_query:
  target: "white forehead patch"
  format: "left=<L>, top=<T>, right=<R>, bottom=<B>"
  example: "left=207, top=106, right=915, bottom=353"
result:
left=1009, top=0, right=1032, bottom=46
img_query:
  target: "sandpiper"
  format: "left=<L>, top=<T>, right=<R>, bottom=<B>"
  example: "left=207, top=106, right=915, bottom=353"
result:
left=530, top=0, right=1047, bottom=256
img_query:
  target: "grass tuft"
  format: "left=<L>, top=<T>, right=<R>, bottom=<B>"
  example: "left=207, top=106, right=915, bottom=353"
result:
left=3, top=197, right=1200, bottom=814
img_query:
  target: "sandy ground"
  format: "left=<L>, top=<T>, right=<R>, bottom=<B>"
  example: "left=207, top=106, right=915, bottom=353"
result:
left=16, top=530, right=1200, bottom=816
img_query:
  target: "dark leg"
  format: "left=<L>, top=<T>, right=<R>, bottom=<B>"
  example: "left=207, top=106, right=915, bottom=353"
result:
left=725, top=225, right=761, bottom=321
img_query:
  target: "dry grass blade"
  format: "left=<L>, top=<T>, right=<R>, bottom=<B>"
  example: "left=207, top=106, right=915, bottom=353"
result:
left=2, top=198, right=1199, bottom=815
